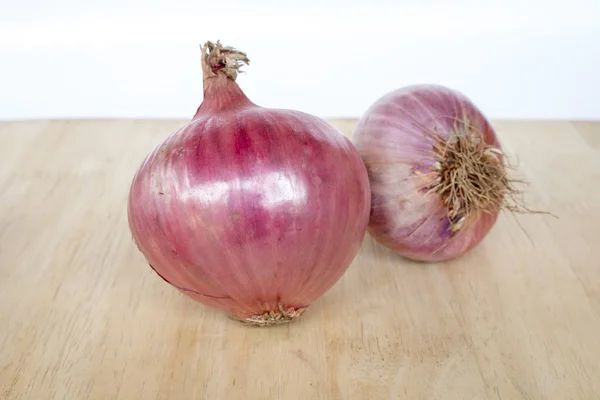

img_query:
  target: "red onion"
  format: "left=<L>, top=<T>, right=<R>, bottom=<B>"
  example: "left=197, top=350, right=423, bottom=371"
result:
left=127, top=41, right=370, bottom=325
left=352, top=84, right=524, bottom=262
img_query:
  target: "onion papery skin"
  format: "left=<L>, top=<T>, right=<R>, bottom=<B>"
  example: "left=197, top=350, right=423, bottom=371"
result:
left=352, top=84, right=503, bottom=262
left=127, top=42, right=370, bottom=325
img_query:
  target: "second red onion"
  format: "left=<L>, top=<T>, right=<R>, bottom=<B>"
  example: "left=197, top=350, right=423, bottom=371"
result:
left=352, top=84, right=525, bottom=262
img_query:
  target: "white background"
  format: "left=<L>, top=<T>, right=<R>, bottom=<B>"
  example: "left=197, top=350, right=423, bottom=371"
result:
left=1, top=0, right=599, bottom=120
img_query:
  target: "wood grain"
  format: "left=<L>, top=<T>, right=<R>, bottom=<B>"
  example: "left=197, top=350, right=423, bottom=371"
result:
left=1, top=119, right=599, bottom=399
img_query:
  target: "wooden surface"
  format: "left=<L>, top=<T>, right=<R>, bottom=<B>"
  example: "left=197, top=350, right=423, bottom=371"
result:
left=1, top=119, right=599, bottom=399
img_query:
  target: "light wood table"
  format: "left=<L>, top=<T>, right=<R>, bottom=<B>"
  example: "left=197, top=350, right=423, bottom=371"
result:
left=1, top=119, right=599, bottom=399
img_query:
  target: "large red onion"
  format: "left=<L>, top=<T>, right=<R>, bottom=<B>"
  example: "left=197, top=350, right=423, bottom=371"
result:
left=128, top=41, right=370, bottom=325
left=352, top=84, right=521, bottom=262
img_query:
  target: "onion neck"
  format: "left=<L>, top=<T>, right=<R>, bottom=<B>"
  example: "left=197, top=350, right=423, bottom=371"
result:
left=193, top=41, right=254, bottom=118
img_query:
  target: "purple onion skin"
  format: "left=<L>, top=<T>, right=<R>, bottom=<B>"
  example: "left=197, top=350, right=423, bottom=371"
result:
left=352, top=84, right=501, bottom=262
left=127, top=66, right=370, bottom=320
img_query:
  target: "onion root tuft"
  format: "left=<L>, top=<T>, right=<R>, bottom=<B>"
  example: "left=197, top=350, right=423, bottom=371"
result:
left=231, top=303, right=307, bottom=327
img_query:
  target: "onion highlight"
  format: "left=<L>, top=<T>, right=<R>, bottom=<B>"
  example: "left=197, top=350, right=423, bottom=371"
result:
left=128, top=41, right=371, bottom=325
left=352, top=84, right=527, bottom=262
